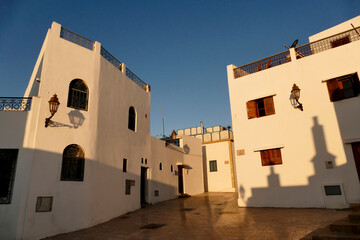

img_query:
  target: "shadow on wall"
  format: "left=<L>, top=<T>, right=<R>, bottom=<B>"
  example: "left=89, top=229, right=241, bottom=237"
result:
left=0, top=147, right=179, bottom=240
left=332, top=97, right=360, bottom=183
left=47, top=110, right=86, bottom=128
left=240, top=116, right=354, bottom=208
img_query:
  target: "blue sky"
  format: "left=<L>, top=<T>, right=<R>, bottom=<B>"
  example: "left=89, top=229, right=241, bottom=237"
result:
left=1, top=0, right=359, bottom=137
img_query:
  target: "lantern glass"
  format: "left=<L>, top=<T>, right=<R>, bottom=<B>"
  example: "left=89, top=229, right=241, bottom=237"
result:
left=291, top=84, right=301, bottom=101
left=49, top=94, right=60, bottom=115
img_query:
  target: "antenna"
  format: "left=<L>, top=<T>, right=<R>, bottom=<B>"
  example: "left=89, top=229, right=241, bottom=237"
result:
left=351, top=23, right=360, bottom=37
left=162, top=107, right=165, bottom=138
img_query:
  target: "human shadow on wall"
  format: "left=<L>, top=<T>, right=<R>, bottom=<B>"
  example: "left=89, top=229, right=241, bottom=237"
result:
left=243, top=116, right=341, bottom=208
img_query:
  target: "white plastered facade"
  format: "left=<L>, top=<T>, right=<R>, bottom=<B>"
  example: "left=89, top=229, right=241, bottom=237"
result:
left=0, top=22, right=203, bottom=240
left=228, top=16, right=360, bottom=209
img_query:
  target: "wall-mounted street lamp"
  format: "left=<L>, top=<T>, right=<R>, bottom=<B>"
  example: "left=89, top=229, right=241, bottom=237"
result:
left=45, top=94, right=60, bottom=127
left=291, top=84, right=303, bottom=111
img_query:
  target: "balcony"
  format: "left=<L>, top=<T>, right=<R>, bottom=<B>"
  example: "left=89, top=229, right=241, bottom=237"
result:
left=0, top=97, right=32, bottom=111
left=233, top=26, right=360, bottom=79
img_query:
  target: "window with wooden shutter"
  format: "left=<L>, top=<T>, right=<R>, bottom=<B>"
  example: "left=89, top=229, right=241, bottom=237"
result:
left=246, top=96, right=275, bottom=119
left=246, top=101, right=257, bottom=119
left=264, top=97, right=275, bottom=116
left=326, top=73, right=360, bottom=102
left=260, top=148, right=282, bottom=166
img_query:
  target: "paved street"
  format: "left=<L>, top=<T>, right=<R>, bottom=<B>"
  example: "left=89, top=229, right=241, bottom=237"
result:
left=44, top=192, right=350, bottom=240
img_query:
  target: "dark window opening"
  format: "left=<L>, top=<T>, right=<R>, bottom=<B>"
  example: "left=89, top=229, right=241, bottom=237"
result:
left=0, top=149, right=18, bottom=204
left=260, top=148, right=282, bottom=166
left=209, top=160, right=217, bottom=172
left=331, top=35, right=350, bottom=48
left=67, top=79, right=89, bottom=111
left=159, top=162, right=162, bottom=171
left=128, top=106, right=136, bottom=131
left=326, top=73, right=360, bottom=102
left=61, top=144, right=85, bottom=181
left=123, top=158, right=127, bottom=172
left=171, top=165, right=173, bottom=172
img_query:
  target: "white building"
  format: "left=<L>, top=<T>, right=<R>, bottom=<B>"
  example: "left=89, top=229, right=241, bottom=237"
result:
left=177, top=123, right=235, bottom=192
left=227, top=16, right=360, bottom=209
left=0, top=22, right=203, bottom=240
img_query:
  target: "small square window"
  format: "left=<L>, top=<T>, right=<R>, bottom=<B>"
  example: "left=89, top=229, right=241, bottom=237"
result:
left=209, top=160, right=217, bottom=172
left=260, top=148, right=282, bottom=166
left=246, top=96, right=275, bottom=119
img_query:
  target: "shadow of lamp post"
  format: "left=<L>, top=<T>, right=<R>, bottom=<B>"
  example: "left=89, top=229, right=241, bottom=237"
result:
left=291, top=84, right=303, bottom=111
left=68, top=110, right=85, bottom=128
left=45, top=94, right=60, bottom=127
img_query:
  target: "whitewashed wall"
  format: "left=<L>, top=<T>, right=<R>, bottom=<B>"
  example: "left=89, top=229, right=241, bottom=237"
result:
left=0, top=22, right=151, bottom=240
left=181, top=135, right=204, bottom=195
left=228, top=18, right=360, bottom=208
left=203, top=141, right=234, bottom=192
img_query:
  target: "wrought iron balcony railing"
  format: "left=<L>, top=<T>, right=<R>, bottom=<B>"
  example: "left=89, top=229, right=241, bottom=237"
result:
left=60, top=26, right=148, bottom=90
left=60, top=27, right=94, bottom=50
left=126, top=68, right=146, bottom=89
left=234, top=26, right=360, bottom=79
left=0, top=97, right=32, bottom=111
left=100, top=46, right=122, bottom=70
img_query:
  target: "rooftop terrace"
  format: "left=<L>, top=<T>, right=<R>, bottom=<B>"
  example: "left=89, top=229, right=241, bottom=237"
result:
left=233, top=26, right=360, bottom=79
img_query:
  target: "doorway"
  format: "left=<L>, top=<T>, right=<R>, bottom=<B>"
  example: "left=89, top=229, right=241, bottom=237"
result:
left=351, top=142, right=360, bottom=182
left=178, top=165, right=184, bottom=194
left=140, top=167, right=148, bottom=207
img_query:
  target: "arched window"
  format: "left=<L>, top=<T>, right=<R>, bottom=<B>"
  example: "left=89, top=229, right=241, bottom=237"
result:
left=159, top=162, right=162, bottom=171
left=67, top=79, right=89, bottom=111
left=128, top=106, right=136, bottom=131
left=61, top=144, right=85, bottom=181
left=171, top=165, right=173, bottom=172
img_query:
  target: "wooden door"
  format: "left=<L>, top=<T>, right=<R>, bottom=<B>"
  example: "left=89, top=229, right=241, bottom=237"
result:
left=351, top=142, right=360, bottom=182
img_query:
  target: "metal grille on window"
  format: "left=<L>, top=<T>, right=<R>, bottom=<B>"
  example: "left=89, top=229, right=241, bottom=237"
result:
left=61, top=144, right=85, bottom=181
left=67, top=79, right=88, bottom=110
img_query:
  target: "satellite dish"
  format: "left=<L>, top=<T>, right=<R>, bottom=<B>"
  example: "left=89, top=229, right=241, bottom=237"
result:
left=284, top=39, right=299, bottom=49
left=290, top=39, right=299, bottom=48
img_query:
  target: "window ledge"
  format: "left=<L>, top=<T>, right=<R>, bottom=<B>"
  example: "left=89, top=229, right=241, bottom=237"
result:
left=344, top=137, right=360, bottom=144
left=247, top=93, right=276, bottom=102
left=253, top=144, right=285, bottom=152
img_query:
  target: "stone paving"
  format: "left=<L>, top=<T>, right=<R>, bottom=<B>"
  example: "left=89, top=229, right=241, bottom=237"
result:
left=44, top=192, right=350, bottom=240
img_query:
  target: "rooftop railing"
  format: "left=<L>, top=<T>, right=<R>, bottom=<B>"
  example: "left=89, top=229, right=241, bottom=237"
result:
left=60, top=26, right=148, bottom=89
left=233, top=26, right=360, bottom=79
left=295, top=26, right=360, bottom=58
left=126, top=68, right=146, bottom=89
left=60, top=27, right=94, bottom=50
left=233, top=50, right=290, bottom=78
left=0, top=97, right=32, bottom=111
left=100, top=46, right=122, bottom=70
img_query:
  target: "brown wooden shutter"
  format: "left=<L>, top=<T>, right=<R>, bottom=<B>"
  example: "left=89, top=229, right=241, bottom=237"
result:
left=326, top=79, right=340, bottom=102
left=246, top=101, right=257, bottom=119
left=264, top=97, right=275, bottom=116
left=260, top=151, right=267, bottom=166
left=274, top=149, right=282, bottom=164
